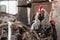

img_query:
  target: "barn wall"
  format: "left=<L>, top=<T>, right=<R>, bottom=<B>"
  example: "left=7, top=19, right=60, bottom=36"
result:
left=30, top=2, right=52, bottom=21
left=52, top=0, right=60, bottom=40
left=31, top=0, right=49, bottom=2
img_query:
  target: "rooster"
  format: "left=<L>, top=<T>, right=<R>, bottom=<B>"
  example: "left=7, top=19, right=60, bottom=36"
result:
left=31, top=5, right=52, bottom=38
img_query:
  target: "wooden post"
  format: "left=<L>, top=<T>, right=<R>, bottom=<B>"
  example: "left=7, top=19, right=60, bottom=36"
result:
left=17, top=0, right=28, bottom=25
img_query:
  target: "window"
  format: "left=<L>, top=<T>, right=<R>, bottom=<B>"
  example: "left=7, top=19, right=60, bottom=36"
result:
left=0, top=0, right=18, bottom=15
left=0, top=5, right=6, bottom=12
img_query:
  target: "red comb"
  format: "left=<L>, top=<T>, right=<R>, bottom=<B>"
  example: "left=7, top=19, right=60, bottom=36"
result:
left=40, top=5, right=43, bottom=12
left=39, top=5, right=43, bottom=16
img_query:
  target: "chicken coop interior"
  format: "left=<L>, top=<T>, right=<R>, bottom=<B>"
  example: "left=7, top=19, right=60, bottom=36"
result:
left=0, top=0, right=60, bottom=40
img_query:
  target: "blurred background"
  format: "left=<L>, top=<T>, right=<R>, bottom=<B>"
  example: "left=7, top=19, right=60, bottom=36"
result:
left=0, top=0, right=60, bottom=40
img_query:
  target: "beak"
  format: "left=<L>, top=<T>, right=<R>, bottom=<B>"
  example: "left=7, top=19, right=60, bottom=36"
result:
left=39, top=11, right=42, bottom=16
